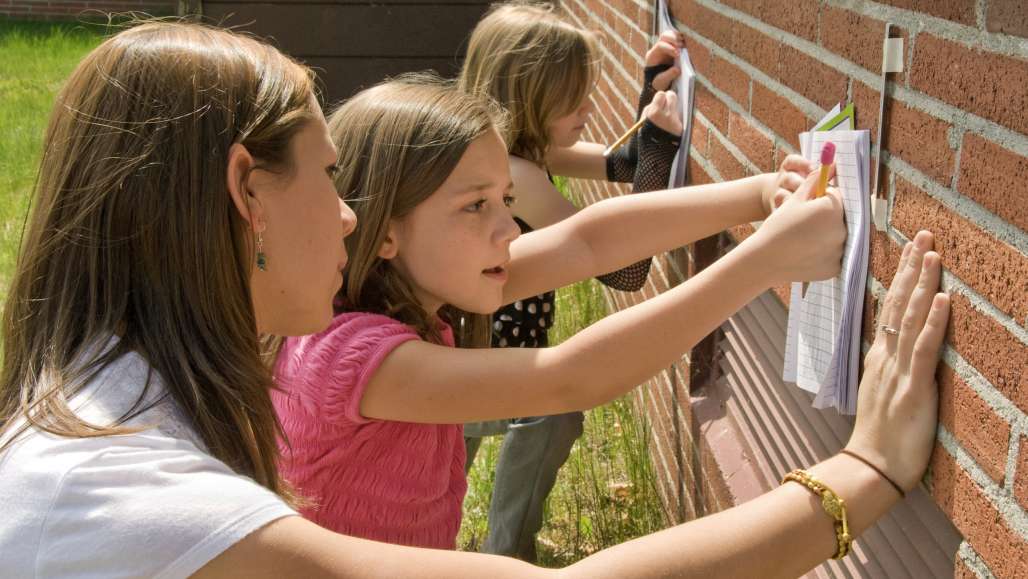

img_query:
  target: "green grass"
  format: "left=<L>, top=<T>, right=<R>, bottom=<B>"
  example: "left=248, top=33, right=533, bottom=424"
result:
left=459, top=181, right=668, bottom=566
left=0, top=21, right=104, bottom=301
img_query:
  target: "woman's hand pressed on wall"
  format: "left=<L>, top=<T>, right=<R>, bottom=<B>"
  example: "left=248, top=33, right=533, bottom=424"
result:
left=847, top=230, right=949, bottom=493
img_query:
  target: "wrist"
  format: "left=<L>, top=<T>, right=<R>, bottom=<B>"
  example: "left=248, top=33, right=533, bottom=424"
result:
left=640, top=119, right=682, bottom=145
left=807, top=453, right=901, bottom=539
left=642, top=63, right=673, bottom=86
left=758, top=172, right=777, bottom=216
left=729, top=229, right=780, bottom=287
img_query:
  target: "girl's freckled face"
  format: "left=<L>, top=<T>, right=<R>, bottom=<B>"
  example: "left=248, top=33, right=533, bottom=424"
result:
left=388, top=129, right=520, bottom=315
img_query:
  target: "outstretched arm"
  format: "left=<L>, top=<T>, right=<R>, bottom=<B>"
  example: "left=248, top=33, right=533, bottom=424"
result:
left=197, top=232, right=949, bottom=579
left=502, top=172, right=768, bottom=304
left=361, top=168, right=843, bottom=425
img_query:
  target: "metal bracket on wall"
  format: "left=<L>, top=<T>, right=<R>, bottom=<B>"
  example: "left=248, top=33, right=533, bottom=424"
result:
left=872, top=23, right=904, bottom=232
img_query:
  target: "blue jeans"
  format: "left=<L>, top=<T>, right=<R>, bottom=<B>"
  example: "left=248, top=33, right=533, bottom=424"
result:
left=463, top=412, right=585, bottom=561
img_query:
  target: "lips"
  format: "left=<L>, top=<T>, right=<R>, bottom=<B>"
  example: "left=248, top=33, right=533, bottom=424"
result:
left=482, top=263, right=508, bottom=283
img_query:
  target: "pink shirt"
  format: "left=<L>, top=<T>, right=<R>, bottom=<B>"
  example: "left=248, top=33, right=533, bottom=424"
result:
left=272, top=312, right=467, bottom=549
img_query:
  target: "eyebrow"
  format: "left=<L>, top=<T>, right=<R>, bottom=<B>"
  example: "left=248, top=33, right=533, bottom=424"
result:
left=453, top=181, right=515, bottom=196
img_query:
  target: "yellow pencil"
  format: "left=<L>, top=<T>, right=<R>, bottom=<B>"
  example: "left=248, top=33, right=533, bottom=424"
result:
left=802, top=142, right=836, bottom=298
left=603, top=116, right=647, bottom=157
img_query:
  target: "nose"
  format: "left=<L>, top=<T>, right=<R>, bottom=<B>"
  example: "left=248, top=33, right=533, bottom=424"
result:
left=580, top=98, right=595, bottom=117
left=340, top=199, right=357, bottom=238
left=496, top=210, right=520, bottom=246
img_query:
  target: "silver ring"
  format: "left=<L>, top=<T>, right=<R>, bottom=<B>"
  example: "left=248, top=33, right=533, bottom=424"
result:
left=881, top=325, right=899, bottom=336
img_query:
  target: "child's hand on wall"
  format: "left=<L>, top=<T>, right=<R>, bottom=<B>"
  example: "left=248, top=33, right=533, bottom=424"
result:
left=748, top=168, right=846, bottom=284
left=645, top=30, right=683, bottom=90
left=847, top=231, right=949, bottom=494
left=641, top=90, right=682, bottom=136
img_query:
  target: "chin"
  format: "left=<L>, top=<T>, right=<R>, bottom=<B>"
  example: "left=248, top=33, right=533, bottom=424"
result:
left=454, top=296, right=504, bottom=316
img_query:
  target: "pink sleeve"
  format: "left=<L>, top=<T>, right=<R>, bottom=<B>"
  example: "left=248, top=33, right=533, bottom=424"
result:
left=277, top=314, right=422, bottom=426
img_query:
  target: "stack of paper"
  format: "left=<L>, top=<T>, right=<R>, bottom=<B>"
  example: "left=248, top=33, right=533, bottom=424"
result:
left=782, top=105, right=871, bottom=415
left=657, top=0, right=695, bottom=188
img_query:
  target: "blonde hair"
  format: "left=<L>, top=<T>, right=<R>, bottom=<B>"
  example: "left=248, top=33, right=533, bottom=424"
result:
left=0, top=21, right=316, bottom=500
left=458, top=1, right=601, bottom=165
left=329, top=74, right=508, bottom=346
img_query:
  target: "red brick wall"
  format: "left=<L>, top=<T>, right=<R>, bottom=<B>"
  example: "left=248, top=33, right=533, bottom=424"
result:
left=1, top=0, right=176, bottom=20
left=561, top=0, right=1028, bottom=576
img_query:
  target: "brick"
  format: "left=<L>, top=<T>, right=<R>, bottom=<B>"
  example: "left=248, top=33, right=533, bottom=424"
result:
left=674, top=0, right=733, bottom=49
left=955, top=556, right=978, bottom=579
left=628, top=28, right=647, bottom=58
left=729, top=22, right=779, bottom=78
left=687, top=156, right=712, bottom=185
left=728, top=111, right=773, bottom=171
left=770, top=282, right=789, bottom=307
left=987, top=0, right=1028, bottom=39
left=929, top=447, right=1028, bottom=579
left=695, top=84, right=728, bottom=135
left=776, top=45, right=849, bottom=110
left=756, top=0, right=819, bottom=43
left=820, top=6, right=888, bottom=73
left=910, top=35, right=1028, bottom=136
left=720, top=0, right=818, bottom=42
left=887, top=102, right=956, bottom=186
left=751, top=83, right=810, bottom=150
left=685, top=36, right=712, bottom=76
left=728, top=223, right=756, bottom=244
left=938, top=364, right=1011, bottom=484
left=707, top=54, right=749, bottom=109
left=861, top=291, right=878, bottom=344
left=958, top=133, right=1028, bottom=232
left=892, top=177, right=1028, bottom=322
left=868, top=229, right=904, bottom=287
left=708, top=135, right=747, bottom=181
left=946, top=292, right=1028, bottom=414
left=690, top=121, right=708, bottom=157
left=851, top=80, right=881, bottom=139
left=875, top=0, right=976, bottom=26
left=1017, top=435, right=1028, bottom=510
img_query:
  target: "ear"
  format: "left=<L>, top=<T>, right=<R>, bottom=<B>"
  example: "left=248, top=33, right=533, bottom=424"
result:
left=226, top=143, right=266, bottom=232
left=377, top=219, right=401, bottom=260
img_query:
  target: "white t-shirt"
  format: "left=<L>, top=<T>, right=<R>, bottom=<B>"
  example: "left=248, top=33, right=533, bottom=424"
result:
left=0, top=345, right=297, bottom=578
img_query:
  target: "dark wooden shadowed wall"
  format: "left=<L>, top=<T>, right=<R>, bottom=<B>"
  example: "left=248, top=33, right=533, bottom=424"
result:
left=199, top=0, right=494, bottom=106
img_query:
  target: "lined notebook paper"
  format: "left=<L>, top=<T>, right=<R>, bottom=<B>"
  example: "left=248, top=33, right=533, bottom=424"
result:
left=782, top=127, right=871, bottom=415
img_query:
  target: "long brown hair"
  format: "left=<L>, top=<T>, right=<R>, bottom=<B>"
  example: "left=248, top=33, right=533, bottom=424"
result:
left=0, top=21, right=316, bottom=498
left=329, top=74, right=507, bottom=347
left=458, top=1, right=601, bottom=165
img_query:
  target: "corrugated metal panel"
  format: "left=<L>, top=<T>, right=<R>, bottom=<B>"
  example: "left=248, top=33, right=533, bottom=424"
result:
left=718, top=290, right=962, bottom=578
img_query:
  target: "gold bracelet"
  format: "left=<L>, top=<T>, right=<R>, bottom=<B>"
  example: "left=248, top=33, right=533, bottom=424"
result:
left=782, top=469, right=852, bottom=559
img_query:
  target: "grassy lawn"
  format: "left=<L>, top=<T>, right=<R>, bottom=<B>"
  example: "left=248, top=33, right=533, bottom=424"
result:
left=0, top=21, right=104, bottom=301
left=459, top=181, right=667, bottom=566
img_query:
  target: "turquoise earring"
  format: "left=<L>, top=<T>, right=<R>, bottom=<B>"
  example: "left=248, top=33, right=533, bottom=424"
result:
left=256, top=231, right=268, bottom=271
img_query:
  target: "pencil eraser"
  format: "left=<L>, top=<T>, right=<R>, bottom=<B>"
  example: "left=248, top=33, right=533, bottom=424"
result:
left=820, top=142, right=836, bottom=166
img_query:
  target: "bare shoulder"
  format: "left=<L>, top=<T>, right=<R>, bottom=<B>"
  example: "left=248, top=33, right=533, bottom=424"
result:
left=508, top=155, right=550, bottom=190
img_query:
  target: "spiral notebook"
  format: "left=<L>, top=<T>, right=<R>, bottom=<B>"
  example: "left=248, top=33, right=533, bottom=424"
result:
left=782, top=110, right=871, bottom=415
